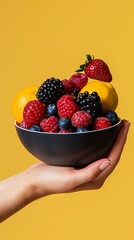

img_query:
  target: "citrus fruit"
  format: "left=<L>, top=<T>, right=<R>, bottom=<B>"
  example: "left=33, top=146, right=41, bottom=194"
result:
left=12, top=85, right=39, bottom=123
left=79, top=80, right=118, bottom=112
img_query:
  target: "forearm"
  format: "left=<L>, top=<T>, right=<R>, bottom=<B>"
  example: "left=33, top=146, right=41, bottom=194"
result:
left=0, top=170, right=38, bottom=223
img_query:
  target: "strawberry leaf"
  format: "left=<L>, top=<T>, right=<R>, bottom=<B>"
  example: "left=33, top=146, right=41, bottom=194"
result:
left=86, top=54, right=92, bottom=62
left=75, top=68, right=83, bottom=72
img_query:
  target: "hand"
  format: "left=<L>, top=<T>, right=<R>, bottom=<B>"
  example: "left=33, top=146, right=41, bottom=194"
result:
left=27, top=120, right=130, bottom=198
left=0, top=120, right=130, bottom=222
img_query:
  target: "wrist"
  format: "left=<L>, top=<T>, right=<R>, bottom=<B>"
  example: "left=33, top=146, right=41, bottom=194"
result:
left=24, top=165, right=48, bottom=200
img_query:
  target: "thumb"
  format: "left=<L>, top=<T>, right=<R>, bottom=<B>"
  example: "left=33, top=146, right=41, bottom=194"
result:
left=72, top=159, right=111, bottom=188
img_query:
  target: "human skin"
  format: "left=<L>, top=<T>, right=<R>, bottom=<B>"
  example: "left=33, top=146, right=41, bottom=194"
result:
left=0, top=120, right=130, bottom=223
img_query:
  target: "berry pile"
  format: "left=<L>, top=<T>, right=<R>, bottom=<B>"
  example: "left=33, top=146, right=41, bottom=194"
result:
left=16, top=54, right=120, bottom=133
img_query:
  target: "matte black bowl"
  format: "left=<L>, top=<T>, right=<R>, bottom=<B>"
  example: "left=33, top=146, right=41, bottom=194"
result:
left=15, top=120, right=121, bottom=167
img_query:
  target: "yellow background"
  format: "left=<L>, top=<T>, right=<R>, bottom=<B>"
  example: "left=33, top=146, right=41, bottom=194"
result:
left=0, top=0, right=133, bottom=239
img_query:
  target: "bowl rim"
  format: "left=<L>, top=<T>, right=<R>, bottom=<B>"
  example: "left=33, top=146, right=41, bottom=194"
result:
left=14, top=119, right=121, bottom=135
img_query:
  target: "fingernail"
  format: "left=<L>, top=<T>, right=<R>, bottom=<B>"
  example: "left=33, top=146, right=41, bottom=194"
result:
left=99, top=160, right=111, bottom=171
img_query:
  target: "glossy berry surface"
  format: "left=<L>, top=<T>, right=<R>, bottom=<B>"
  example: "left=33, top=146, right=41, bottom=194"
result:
left=104, top=111, right=119, bottom=125
left=77, top=91, right=102, bottom=119
left=85, top=59, right=112, bottom=82
left=76, top=55, right=112, bottom=82
left=36, top=77, right=64, bottom=104
left=58, top=118, right=71, bottom=130
left=29, top=125, right=41, bottom=132
left=76, top=127, right=88, bottom=133
left=47, top=103, right=58, bottom=117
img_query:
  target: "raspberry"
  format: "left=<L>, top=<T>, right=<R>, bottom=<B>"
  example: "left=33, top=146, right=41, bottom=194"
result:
left=40, top=116, right=59, bottom=133
left=23, top=100, right=46, bottom=128
left=59, top=129, right=70, bottom=133
left=19, top=120, right=30, bottom=129
left=71, top=110, right=92, bottom=128
left=93, top=117, right=111, bottom=130
left=57, top=95, right=78, bottom=119
left=62, top=79, right=74, bottom=94
left=69, top=73, right=88, bottom=90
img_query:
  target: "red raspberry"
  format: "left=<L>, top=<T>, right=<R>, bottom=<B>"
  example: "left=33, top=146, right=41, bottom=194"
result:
left=69, top=73, right=88, bottom=90
left=71, top=110, right=92, bottom=128
left=23, top=100, right=46, bottom=128
left=19, top=120, right=30, bottom=129
left=62, top=79, right=74, bottom=94
left=40, top=116, right=59, bottom=133
left=93, top=117, right=111, bottom=130
left=57, top=95, right=78, bottom=119
left=59, top=129, right=70, bottom=133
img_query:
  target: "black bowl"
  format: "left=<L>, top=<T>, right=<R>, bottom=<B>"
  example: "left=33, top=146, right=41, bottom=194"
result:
left=15, top=120, right=121, bottom=167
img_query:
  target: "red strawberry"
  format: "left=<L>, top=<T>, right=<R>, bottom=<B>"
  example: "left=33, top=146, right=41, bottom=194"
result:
left=57, top=95, right=78, bottom=119
left=69, top=73, right=88, bottom=90
left=76, top=54, right=112, bottom=82
left=62, top=79, right=74, bottom=94
left=93, top=117, right=111, bottom=130
left=40, top=116, right=59, bottom=133
left=23, top=100, right=46, bottom=128
left=71, top=110, right=92, bottom=128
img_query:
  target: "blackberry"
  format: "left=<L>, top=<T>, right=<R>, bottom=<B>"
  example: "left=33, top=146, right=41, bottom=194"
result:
left=71, top=88, right=80, bottom=98
left=36, top=77, right=64, bottom=104
left=76, top=91, right=102, bottom=119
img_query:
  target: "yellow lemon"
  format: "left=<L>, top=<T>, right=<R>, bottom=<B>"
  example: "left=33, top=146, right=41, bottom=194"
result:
left=80, top=80, right=118, bottom=112
left=12, top=85, right=39, bottom=123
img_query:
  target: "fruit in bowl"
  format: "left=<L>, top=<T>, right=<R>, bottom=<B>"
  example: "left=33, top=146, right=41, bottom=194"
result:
left=12, top=54, right=121, bottom=167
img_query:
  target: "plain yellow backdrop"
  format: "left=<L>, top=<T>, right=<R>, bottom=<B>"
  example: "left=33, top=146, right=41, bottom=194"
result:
left=0, top=0, right=133, bottom=239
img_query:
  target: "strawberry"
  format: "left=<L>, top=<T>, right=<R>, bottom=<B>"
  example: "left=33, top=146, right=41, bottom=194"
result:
left=76, top=54, right=112, bottom=82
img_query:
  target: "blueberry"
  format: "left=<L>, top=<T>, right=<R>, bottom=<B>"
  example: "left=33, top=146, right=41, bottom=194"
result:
left=47, top=104, right=58, bottom=116
left=76, top=127, right=88, bottom=133
left=104, top=111, right=119, bottom=125
left=29, top=125, right=41, bottom=132
left=58, top=118, right=71, bottom=130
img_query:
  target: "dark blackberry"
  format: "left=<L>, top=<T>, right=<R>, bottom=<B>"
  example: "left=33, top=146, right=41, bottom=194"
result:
left=71, top=88, right=80, bottom=98
left=36, top=77, right=64, bottom=104
left=76, top=91, right=102, bottom=119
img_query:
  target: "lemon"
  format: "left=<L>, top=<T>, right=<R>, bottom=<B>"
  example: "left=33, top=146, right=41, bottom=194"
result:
left=80, top=80, right=118, bottom=112
left=12, top=85, right=39, bottom=123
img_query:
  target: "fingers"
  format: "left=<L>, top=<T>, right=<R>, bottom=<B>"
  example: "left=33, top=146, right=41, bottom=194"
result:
left=71, top=158, right=111, bottom=188
left=97, top=119, right=130, bottom=180
left=71, top=119, right=130, bottom=191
